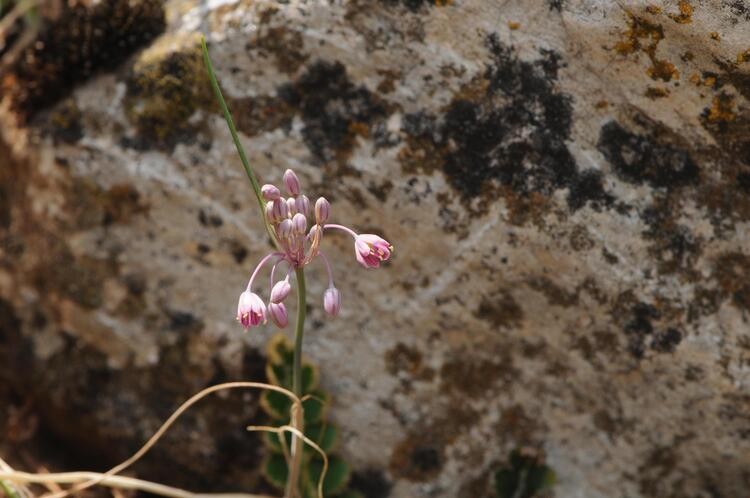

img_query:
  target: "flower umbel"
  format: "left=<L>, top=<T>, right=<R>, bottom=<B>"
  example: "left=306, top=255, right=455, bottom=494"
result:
left=237, top=169, right=392, bottom=328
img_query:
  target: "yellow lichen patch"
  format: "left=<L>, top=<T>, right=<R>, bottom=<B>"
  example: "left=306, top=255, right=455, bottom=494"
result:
left=703, top=75, right=716, bottom=87
left=648, top=60, right=680, bottom=82
left=645, top=86, right=670, bottom=99
left=737, top=49, right=750, bottom=64
left=508, top=21, right=520, bottom=30
left=124, top=33, right=214, bottom=148
left=690, top=73, right=701, bottom=85
left=706, top=93, right=736, bottom=123
left=710, top=31, right=720, bottom=41
left=646, top=5, right=662, bottom=15
left=668, top=0, right=693, bottom=23
left=614, top=12, right=679, bottom=82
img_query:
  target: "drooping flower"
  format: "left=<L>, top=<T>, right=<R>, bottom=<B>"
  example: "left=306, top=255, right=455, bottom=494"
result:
left=237, top=291, right=267, bottom=328
left=354, top=234, right=393, bottom=269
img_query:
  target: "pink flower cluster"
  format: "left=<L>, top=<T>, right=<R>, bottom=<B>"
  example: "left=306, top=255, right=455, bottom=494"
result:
left=236, top=169, right=393, bottom=329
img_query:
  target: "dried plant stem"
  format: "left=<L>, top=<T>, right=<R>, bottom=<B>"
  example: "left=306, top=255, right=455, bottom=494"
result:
left=39, top=382, right=300, bottom=498
left=0, top=471, right=275, bottom=498
left=285, top=268, right=307, bottom=498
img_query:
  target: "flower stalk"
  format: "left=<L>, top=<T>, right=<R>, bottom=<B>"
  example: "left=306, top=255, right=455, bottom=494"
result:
left=202, top=34, right=392, bottom=498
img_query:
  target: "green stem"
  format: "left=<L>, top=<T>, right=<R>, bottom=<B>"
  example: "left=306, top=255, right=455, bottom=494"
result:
left=200, top=36, right=279, bottom=248
left=284, top=268, right=306, bottom=498
left=292, top=268, right=306, bottom=397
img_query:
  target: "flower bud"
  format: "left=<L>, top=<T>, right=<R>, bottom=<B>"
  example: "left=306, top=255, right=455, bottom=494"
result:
left=323, top=287, right=341, bottom=317
left=270, top=279, right=291, bottom=303
left=265, top=201, right=277, bottom=223
left=296, top=194, right=310, bottom=217
left=286, top=197, right=298, bottom=216
left=277, top=219, right=293, bottom=240
left=268, top=302, right=289, bottom=328
left=292, top=213, right=307, bottom=235
left=314, top=197, right=330, bottom=224
left=277, top=198, right=289, bottom=220
left=261, top=184, right=281, bottom=201
left=283, top=169, right=301, bottom=196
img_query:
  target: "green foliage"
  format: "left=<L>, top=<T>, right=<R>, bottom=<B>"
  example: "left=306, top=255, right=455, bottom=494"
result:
left=260, top=334, right=358, bottom=497
left=495, top=448, right=556, bottom=498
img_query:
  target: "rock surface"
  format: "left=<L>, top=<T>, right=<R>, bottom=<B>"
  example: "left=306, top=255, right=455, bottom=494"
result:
left=1, top=0, right=750, bottom=497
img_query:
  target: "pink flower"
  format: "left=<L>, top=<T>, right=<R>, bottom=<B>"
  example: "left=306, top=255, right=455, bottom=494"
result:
left=268, top=302, right=289, bottom=328
left=354, top=234, right=393, bottom=269
left=323, top=287, right=341, bottom=316
left=237, top=291, right=267, bottom=328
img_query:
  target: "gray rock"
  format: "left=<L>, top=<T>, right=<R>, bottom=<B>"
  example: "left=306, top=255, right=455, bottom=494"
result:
left=1, top=0, right=749, bottom=497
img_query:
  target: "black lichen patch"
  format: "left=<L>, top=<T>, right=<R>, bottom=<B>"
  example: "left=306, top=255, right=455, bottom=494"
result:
left=527, top=276, right=578, bottom=307
left=350, top=469, right=392, bottom=498
left=713, top=252, right=750, bottom=311
left=400, top=35, right=613, bottom=217
left=2, top=0, right=165, bottom=121
left=123, top=45, right=214, bottom=150
left=252, top=26, right=308, bottom=75
left=641, top=198, right=702, bottom=277
left=38, top=98, right=83, bottom=144
left=476, top=289, right=524, bottom=329
left=548, top=0, right=565, bottom=12
left=384, top=342, right=434, bottom=381
left=440, top=355, right=517, bottom=399
left=651, top=327, right=682, bottom=353
left=724, top=0, right=750, bottom=22
left=277, top=61, right=389, bottom=165
left=623, top=301, right=660, bottom=359
left=378, top=0, right=449, bottom=11
left=389, top=438, right=443, bottom=481
left=598, top=121, right=699, bottom=189
left=614, top=294, right=684, bottom=358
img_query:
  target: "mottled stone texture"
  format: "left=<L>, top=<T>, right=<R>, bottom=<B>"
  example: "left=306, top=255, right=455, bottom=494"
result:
left=1, top=0, right=749, bottom=497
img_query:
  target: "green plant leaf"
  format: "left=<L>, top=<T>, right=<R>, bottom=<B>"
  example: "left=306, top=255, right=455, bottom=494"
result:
left=262, top=453, right=289, bottom=490
left=526, top=465, right=556, bottom=495
left=200, top=36, right=278, bottom=245
left=301, top=362, right=319, bottom=393
left=495, top=469, right=519, bottom=498
left=305, top=422, right=338, bottom=453
left=303, top=390, right=329, bottom=425
left=306, top=455, right=351, bottom=496
left=261, top=390, right=292, bottom=420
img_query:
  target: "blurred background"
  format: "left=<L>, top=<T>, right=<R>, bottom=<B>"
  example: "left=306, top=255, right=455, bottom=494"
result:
left=1, top=1, right=750, bottom=497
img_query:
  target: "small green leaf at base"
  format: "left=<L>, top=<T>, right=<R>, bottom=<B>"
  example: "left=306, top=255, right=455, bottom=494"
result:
left=263, top=453, right=289, bottom=490
left=306, top=455, right=351, bottom=496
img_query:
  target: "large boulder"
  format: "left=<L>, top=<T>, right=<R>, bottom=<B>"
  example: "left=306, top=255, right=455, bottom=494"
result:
left=1, top=1, right=749, bottom=497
